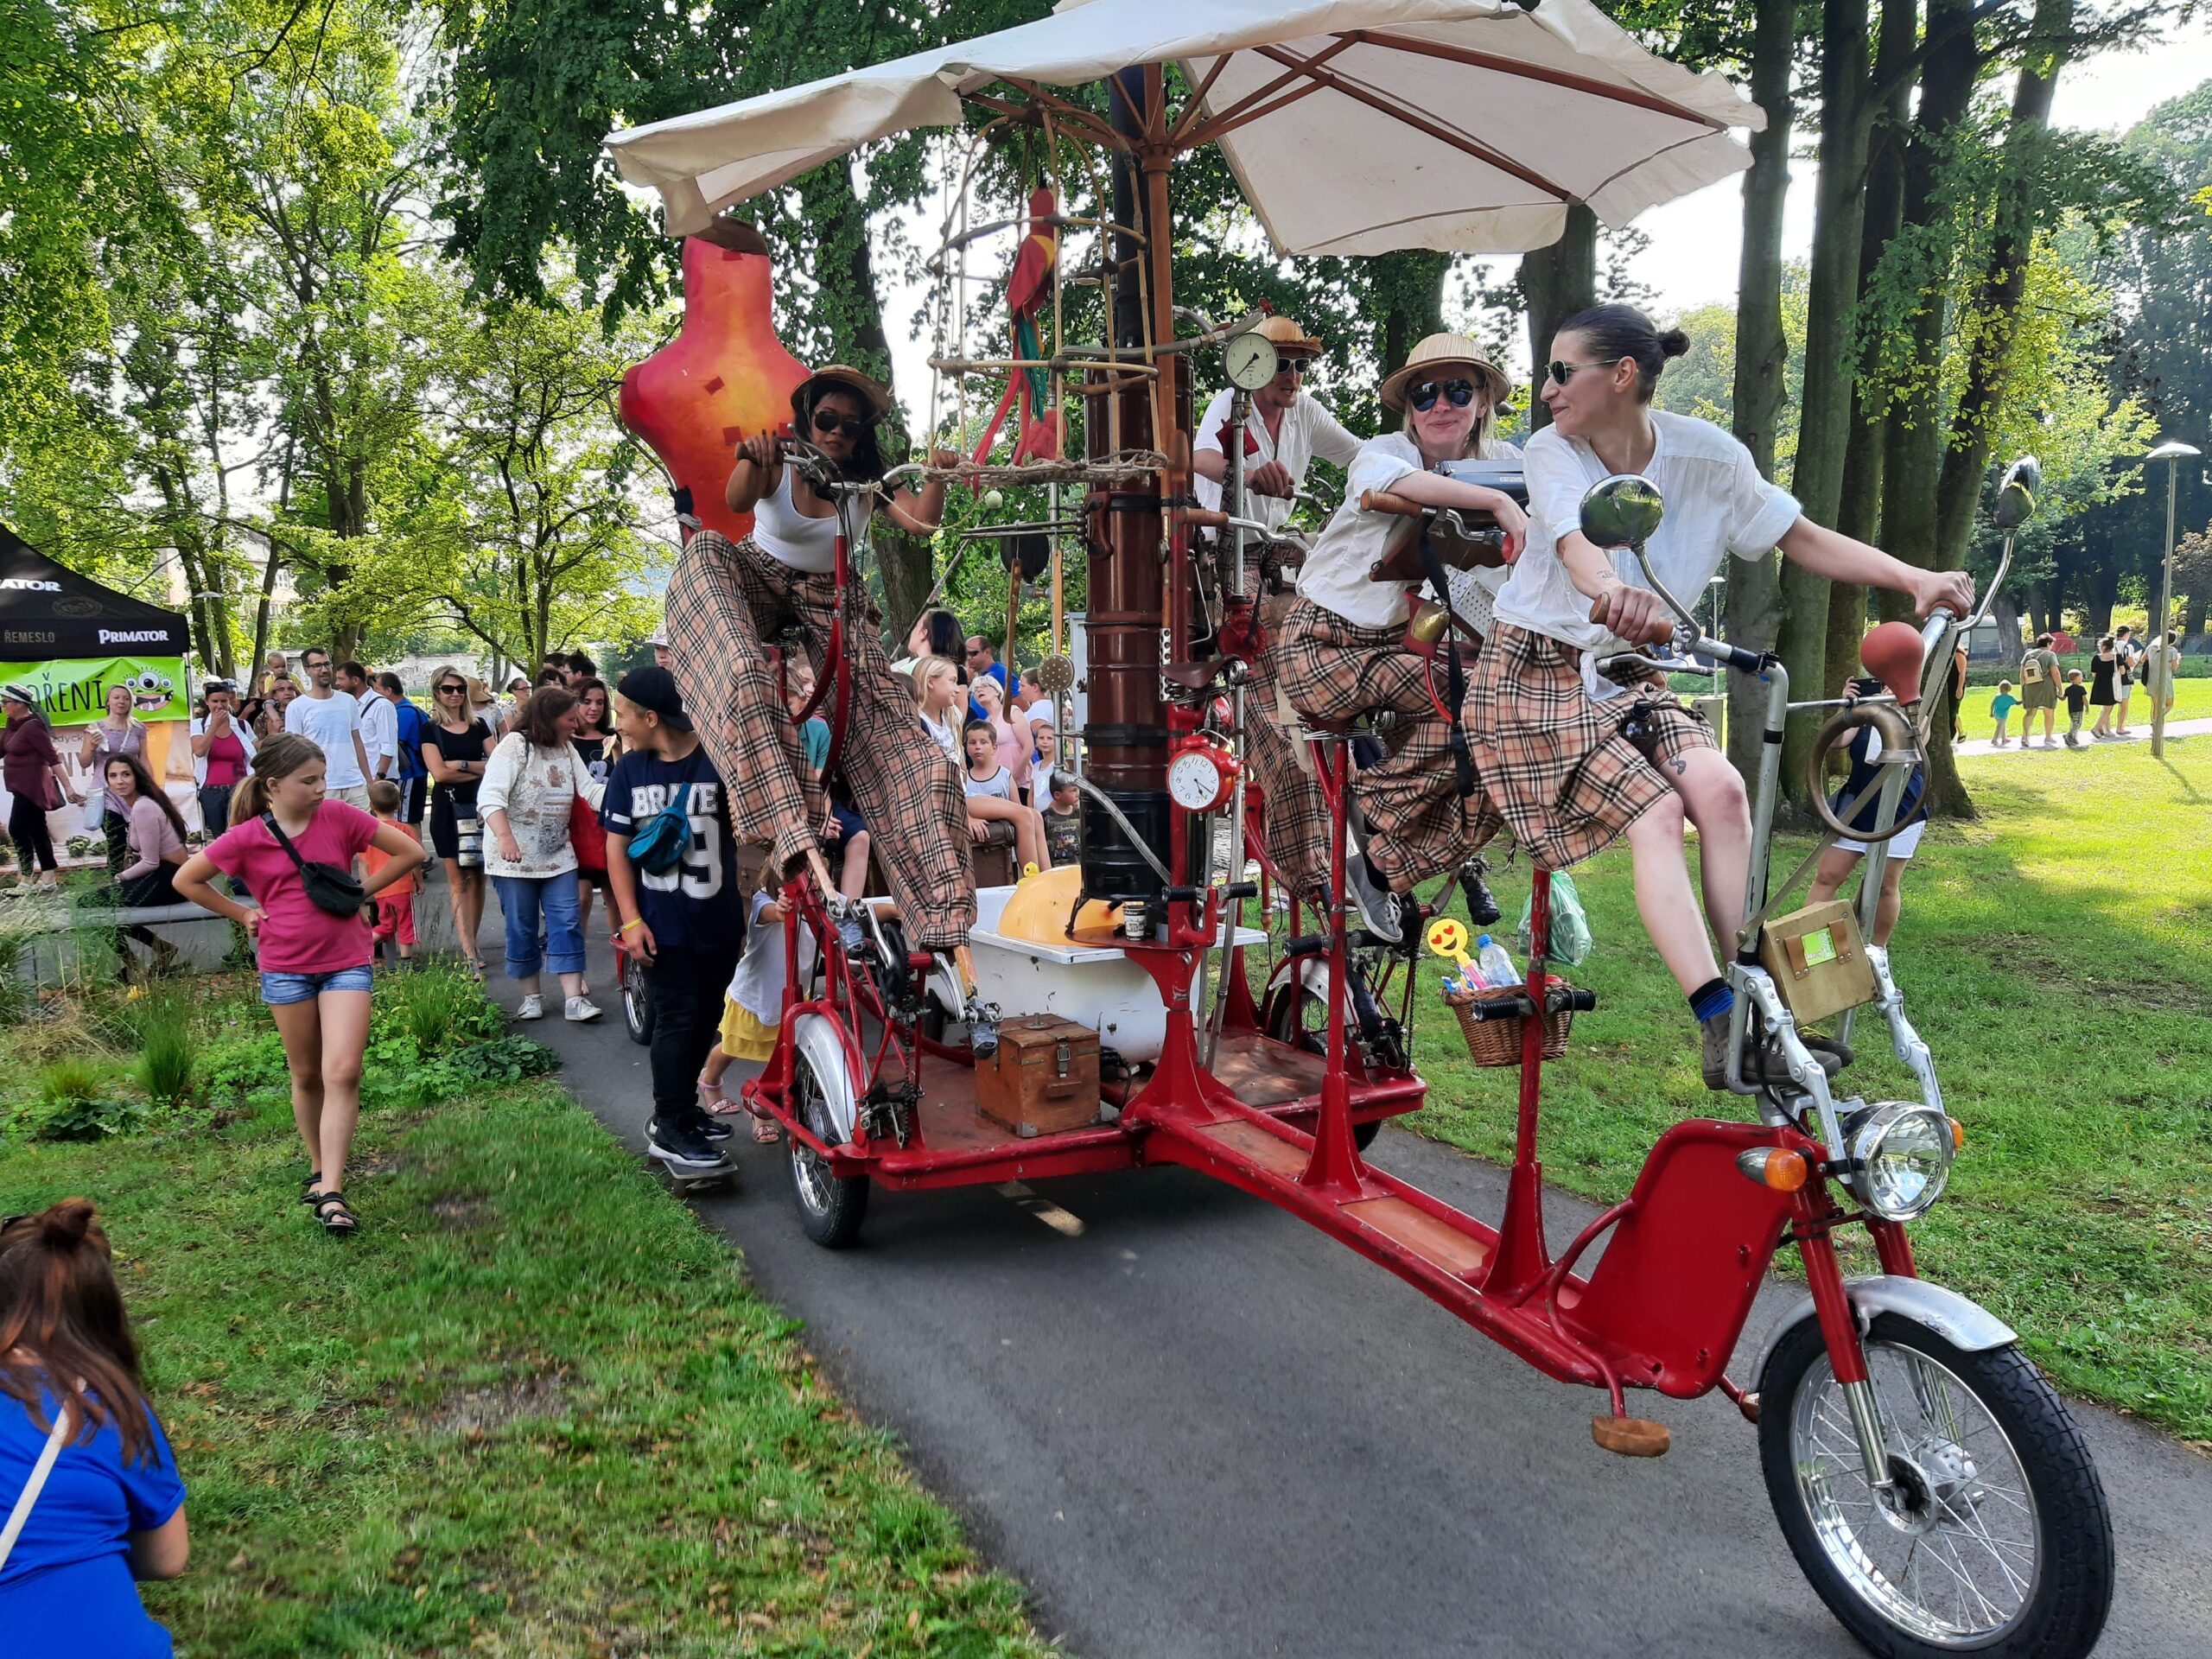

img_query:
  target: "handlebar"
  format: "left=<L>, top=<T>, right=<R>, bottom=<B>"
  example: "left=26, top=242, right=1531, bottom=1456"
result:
left=1360, top=488, right=1427, bottom=519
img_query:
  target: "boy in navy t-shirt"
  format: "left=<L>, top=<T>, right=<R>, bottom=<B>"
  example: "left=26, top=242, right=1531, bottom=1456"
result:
left=602, top=666, right=747, bottom=1173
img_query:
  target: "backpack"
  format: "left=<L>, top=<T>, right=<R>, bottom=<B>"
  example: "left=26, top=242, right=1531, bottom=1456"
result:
left=628, top=780, right=693, bottom=874
left=2019, top=653, right=2045, bottom=685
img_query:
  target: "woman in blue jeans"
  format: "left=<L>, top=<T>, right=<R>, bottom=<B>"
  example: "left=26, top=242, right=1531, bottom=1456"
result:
left=0, top=1202, right=188, bottom=1656
left=477, top=685, right=605, bottom=1022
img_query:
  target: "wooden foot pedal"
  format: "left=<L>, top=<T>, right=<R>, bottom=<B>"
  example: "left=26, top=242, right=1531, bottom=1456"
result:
left=1592, top=1415, right=1671, bottom=1458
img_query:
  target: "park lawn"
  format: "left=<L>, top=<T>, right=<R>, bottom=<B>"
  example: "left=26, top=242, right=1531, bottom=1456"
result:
left=0, top=998, right=1046, bottom=1658
left=1954, top=672, right=2212, bottom=739
left=1401, top=737, right=2212, bottom=1447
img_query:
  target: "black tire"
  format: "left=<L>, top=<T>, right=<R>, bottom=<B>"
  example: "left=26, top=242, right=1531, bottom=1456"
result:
left=1758, top=1311, right=2113, bottom=1659
left=621, top=950, right=653, bottom=1046
left=787, top=1043, right=868, bottom=1249
left=1264, top=979, right=1382, bottom=1151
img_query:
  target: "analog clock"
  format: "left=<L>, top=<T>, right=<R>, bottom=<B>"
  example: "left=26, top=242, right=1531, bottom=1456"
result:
left=1167, top=737, right=1240, bottom=812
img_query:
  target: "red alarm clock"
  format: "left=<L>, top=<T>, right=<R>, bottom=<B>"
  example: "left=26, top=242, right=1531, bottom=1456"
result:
left=1167, top=734, right=1241, bottom=813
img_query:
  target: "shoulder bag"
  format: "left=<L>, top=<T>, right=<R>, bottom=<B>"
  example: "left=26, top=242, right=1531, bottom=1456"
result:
left=567, top=746, right=607, bottom=874
left=0, top=1402, right=73, bottom=1573
left=262, top=810, right=368, bottom=918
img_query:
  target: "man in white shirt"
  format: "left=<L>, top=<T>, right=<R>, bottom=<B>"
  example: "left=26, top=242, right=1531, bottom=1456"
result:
left=338, top=660, right=396, bottom=785
left=1192, top=315, right=1363, bottom=535
left=285, top=646, right=373, bottom=808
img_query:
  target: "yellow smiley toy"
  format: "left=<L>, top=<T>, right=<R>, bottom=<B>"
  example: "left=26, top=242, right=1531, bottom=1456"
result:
left=1425, top=917, right=1474, bottom=975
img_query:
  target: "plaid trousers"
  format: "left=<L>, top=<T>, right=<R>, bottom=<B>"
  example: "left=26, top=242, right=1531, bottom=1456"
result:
left=664, top=531, right=975, bottom=950
left=1243, top=636, right=1331, bottom=905
left=1274, top=599, right=1502, bottom=891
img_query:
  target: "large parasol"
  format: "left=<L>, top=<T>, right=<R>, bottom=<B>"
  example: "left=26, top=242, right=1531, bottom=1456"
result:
left=605, top=0, right=1763, bottom=255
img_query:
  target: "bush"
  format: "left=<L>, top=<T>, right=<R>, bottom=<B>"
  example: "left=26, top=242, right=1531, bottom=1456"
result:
left=379, top=961, right=502, bottom=1057
left=37, top=1095, right=147, bottom=1141
left=407, top=1036, right=560, bottom=1104
left=125, top=990, right=198, bottom=1111
left=36, top=1056, right=107, bottom=1106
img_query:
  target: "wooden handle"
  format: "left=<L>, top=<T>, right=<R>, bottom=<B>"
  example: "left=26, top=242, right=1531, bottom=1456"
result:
left=1182, top=506, right=1229, bottom=529
left=1359, top=489, right=1427, bottom=518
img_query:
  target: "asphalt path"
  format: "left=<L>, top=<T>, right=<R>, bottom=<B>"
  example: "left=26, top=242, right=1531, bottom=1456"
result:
left=504, top=912, right=2210, bottom=1658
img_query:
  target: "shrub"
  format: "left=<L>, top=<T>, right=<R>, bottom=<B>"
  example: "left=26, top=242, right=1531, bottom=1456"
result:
left=37, top=1056, right=107, bottom=1105
left=127, top=990, right=198, bottom=1110
left=38, top=1095, right=147, bottom=1141
left=378, top=960, right=499, bottom=1056
left=410, top=1037, right=560, bottom=1103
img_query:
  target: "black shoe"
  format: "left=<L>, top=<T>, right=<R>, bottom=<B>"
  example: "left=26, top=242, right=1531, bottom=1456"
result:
left=966, top=995, right=1000, bottom=1059
left=1343, top=855, right=1404, bottom=944
left=647, top=1118, right=730, bottom=1170
left=699, top=1118, right=734, bottom=1142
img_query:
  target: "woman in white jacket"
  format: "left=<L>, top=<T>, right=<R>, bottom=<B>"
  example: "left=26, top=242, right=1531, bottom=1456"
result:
left=477, top=685, right=604, bottom=1022
left=189, top=681, right=257, bottom=836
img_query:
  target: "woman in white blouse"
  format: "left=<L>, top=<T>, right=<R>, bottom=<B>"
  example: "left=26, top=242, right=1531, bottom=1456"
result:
left=1271, top=333, right=1527, bottom=942
left=478, top=685, right=604, bottom=1022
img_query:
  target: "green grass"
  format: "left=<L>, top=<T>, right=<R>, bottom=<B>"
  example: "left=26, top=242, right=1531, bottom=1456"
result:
left=1399, top=738, right=2212, bottom=1446
left=1953, top=674, right=2212, bottom=741
left=0, top=998, right=1048, bottom=1658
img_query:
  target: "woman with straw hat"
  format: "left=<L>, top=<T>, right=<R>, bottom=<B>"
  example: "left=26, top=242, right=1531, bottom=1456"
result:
left=672, top=365, right=984, bottom=1011
left=1271, top=332, right=1527, bottom=942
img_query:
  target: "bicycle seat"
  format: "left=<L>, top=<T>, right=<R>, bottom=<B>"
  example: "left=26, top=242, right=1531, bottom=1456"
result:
left=1161, top=658, right=1247, bottom=692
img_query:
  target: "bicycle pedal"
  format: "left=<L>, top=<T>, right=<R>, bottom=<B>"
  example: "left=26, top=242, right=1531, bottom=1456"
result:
left=1591, top=1415, right=1671, bottom=1458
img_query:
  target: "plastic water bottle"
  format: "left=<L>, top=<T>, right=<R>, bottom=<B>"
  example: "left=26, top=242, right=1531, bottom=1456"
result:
left=1474, top=933, right=1522, bottom=988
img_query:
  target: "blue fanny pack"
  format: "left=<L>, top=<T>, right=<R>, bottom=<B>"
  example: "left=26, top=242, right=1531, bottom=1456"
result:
left=627, top=781, right=692, bottom=874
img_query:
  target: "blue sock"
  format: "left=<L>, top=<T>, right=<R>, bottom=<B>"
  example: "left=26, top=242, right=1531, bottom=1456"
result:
left=1689, top=976, right=1733, bottom=1023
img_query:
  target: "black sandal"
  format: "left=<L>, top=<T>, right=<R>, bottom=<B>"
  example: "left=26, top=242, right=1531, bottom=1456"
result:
left=313, top=1192, right=359, bottom=1234
left=301, top=1170, right=322, bottom=1205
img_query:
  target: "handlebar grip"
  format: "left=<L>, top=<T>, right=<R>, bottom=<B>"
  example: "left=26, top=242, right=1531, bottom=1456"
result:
left=1164, top=885, right=1205, bottom=906
left=1224, top=881, right=1259, bottom=901
left=1586, top=596, right=1675, bottom=647
left=1182, top=507, right=1230, bottom=530
left=1285, top=934, right=1327, bottom=958
left=1552, top=988, right=1599, bottom=1014
left=1359, top=489, right=1428, bottom=519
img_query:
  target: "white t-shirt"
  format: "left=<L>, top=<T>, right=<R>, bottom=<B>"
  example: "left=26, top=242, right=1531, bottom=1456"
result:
left=1192, top=387, right=1364, bottom=530
left=963, top=764, right=1014, bottom=802
left=1492, top=409, right=1800, bottom=676
left=285, top=691, right=365, bottom=788
left=919, top=712, right=958, bottom=760
left=356, top=689, right=397, bottom=779
left=1296, top=434, right=1525, bottom=631
left=729, top=889, right=817, bottom=1024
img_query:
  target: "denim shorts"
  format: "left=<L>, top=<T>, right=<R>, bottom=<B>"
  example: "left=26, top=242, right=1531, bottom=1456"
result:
left=259, top=964, right=376, bottom=1005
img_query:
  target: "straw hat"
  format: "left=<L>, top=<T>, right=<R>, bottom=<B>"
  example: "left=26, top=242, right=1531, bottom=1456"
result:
left=791, top=363, right=893, bottom=421
left=1378, top=332, right=1511, bottom=413
left=1253, top=315, right=1324, bottom=358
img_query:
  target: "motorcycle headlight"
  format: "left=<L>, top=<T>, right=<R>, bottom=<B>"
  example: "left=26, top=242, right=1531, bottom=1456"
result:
left=1847, top=1102, right=1955, bottom=1221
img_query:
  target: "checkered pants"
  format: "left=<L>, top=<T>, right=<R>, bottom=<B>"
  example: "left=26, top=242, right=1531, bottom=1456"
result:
left=664, top=531, right=975, bottom=950
left=1243, top=637, right=1332, bottom=905
left=1465, top=622, right=1714, bottom=872
left=1274, top=599, right=1503, bottom=891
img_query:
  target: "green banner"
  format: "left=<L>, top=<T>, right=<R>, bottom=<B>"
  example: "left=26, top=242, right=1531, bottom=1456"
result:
left=3, top=657, right=189, bottom=727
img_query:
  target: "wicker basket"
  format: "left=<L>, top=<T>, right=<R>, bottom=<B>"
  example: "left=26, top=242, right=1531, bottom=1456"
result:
left=1446, top=982, right=1574, bottom=1067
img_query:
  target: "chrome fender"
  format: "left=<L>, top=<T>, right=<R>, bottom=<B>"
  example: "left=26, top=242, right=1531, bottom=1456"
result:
left=791, top=1011, right=860, bottom=1147
left=1263, top=953, right=1332, bottom=1008
left=1751, top=1275, right=2018, bottom=1390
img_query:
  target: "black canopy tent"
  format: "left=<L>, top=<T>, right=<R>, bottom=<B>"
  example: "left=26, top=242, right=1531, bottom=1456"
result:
left=0, top=524, right=189, bottom=664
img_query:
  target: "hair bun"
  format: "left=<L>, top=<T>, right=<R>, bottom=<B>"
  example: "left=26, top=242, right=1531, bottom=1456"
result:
left=1657, top=327, right=1692, bottom=359
left=41, top=1198, right=97, bottom=1248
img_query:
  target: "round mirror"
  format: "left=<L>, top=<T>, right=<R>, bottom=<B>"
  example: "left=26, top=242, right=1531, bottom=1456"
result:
left=1579, top=473, right=1665, bottom=550
left=1992, top=454, right=2040, bottom=530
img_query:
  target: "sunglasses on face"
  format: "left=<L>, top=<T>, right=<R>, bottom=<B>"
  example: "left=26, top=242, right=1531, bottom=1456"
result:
left=1546, top=359, right=1611, bottom=387
left=811, top=408, right=872, bottom=440
left=437, top=683, right=466, bottom=695
left=1409, top=378, right=1476, bottom=412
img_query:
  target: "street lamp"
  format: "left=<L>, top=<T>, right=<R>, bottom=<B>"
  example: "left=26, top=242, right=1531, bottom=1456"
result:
left=2147, top=439, right=2200, bottom=760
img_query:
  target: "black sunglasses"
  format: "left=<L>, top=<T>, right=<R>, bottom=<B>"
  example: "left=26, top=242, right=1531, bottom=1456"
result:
left=811, top=408, right=873, bottom=440
left=1546, top=359, right=1611, bottom=387
left=1409, top=378, right=1476, bottom=412
left=436, top=682, right=467, bottom=695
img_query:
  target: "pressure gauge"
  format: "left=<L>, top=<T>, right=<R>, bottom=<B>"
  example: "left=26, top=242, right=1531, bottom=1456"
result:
left=1224, top=329, right=1281, bottom=391
left=1167, top=735, right=1241, bottom=812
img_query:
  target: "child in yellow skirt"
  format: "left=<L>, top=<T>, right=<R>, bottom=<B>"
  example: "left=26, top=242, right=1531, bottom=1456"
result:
left=699, top=883, right=817, bottom=1143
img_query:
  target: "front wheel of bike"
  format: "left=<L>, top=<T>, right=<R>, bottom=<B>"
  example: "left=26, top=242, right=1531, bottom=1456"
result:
left=1758, top=1311, right=2113, bottom=1658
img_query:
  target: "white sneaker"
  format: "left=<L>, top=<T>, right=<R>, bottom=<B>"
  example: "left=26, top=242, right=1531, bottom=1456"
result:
left=517, top=994, right=544, bottom=1020
left=564, top=995, right=603, bottom=1023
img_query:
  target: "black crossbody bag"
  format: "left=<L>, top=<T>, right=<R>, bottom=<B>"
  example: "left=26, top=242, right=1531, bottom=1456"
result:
left=262, top=810, right=369, bottom=918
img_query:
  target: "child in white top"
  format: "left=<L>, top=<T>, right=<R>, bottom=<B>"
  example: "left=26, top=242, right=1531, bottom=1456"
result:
left=912, top=652, right=963, bottom=760
left=961, top=718, right=1048, bottom=871
left=699, top=883, right=822, bottom=1143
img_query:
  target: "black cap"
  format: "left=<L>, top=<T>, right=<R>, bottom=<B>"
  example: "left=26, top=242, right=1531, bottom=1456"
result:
left=617, top=664, right=692, bottom=731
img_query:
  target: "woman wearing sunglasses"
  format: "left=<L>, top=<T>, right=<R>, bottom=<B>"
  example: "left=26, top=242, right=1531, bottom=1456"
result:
left=1273, top=333, right=1528, bottom=941
left=673, top=366, right=977, bottom=965
left=1469, top=303, right=1973, bottom=1087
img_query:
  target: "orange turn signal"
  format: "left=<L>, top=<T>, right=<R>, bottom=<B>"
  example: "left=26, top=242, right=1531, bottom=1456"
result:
left=1948, top=1117, right=1966, bottom=1151
left=1734, top=1147, right=1810, bottom=1192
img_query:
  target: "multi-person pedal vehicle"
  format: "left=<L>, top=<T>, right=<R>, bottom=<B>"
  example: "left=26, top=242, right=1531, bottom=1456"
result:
left=602, top=16, right=2117, bottom=1651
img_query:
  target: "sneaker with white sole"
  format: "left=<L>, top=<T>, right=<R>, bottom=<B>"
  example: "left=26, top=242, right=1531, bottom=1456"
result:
left=564, top=995, right=603, bottom=1022
left=1343, top=855, right=1405, bottom=944
left=516, top=994, right=544, bottom=1020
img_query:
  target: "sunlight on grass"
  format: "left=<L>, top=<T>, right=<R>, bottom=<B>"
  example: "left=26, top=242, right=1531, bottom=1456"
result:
left=1401, top=739, right=2212, bottom=1443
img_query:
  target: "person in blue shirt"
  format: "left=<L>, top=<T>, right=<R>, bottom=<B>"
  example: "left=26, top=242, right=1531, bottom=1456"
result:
left=602, top=666, right=749, bottom=1175
left=1807, top=677, right=1928, bottom=946
left=0, top=1200, right=188, bottom=1658
left=376, top=671, right=432, bottom=826
left=963, top=634, right=1009, bottom=720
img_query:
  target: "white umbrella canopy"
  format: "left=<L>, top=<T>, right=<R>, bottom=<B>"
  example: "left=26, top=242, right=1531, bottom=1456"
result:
left=605, top=0, right=1764, bottom=255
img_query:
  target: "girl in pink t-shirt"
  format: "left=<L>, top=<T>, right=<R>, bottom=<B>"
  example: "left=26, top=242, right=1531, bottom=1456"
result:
left=174, top=734, right=425, bottom=1235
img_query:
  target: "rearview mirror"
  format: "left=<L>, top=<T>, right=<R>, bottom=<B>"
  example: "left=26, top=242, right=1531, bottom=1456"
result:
left=1580, top=474, right=1665, bottom=550
left=1992, top=455, right=2040, bottom=531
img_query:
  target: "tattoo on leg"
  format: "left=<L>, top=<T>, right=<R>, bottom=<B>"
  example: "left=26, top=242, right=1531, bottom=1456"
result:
left=1670, top=757, right=1688, bottom=776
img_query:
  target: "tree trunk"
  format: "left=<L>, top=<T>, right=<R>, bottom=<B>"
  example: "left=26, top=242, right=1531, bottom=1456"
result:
left=1522, top=207, right=1599, bottom=435
left=1724, top=0, right=1797, bottom=783
left=1780, top=0, right=1876, bottom=804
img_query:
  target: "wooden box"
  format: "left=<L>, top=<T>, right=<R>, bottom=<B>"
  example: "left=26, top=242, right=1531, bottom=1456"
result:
left=1758, top=900, right=1878, bottom=1026
left=976, top=1015, right=1102, bottom=1138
